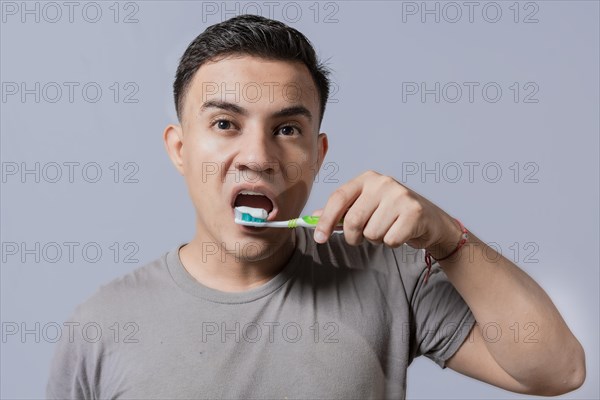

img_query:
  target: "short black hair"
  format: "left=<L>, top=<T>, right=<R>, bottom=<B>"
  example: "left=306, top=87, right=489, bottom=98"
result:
left=173, top=14, right=331, bottom=126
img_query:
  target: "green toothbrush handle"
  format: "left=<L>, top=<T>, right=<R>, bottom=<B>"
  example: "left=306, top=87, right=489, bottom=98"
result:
left=290, top=216, right=344, bottom=228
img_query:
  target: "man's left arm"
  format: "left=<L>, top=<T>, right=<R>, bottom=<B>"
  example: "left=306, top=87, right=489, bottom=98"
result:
left=313, top=170, right=586, bottom=396
left=435, top=228, right=586, bottom=396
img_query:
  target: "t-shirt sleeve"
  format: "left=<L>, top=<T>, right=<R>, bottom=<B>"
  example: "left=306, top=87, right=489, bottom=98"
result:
left=415, top=260, right=475, bottom=368
left=46, top=305, right=100, bottom=400
left=394, top=246, right=476, bottom=369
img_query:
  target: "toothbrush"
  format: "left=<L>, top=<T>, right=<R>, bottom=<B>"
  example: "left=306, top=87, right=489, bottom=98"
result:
left=234, top=206, right=344, bottom=229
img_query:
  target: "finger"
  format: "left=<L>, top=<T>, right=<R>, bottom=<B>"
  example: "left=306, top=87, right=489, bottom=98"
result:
left=342, top=194, right=380, bottom=246
left=362, top=199, right=400, bottom=244
left=313, top=208, right=342, bottom=232
left=382, top=214, right=416, bottom=248
left=314, top=179, right=364, bottom=243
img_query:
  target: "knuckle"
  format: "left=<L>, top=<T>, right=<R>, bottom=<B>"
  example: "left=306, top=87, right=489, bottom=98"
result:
left=344, top=211, right=366, bottom=231
left=363, top=227, right=382, bottom=243
left=332, top=188, right=349, bottom=204
left=380, top=175, right=395, bottom=186
left=383, top=233, right=402, bottom=247
left=394, top=187, right=410, bottom=202
left=345, top=232, right=363, bottom=246
left=412, top=201, right=424, bottom=216
left=343, top=217, right=361, bottom=231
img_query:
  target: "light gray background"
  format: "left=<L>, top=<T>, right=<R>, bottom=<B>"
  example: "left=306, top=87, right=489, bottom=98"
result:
left=1, top=1, right=598, bottom=399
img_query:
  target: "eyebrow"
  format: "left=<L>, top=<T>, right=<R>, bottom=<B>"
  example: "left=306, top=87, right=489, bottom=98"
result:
left=273, top=105, right=313, bottom=122
left=199, top=100, right=312, bottom=122
left=200, top=100, right=246, bottom=116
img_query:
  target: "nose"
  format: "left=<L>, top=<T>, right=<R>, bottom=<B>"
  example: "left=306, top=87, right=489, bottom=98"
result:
left=235, top=125, right=280, bottom=178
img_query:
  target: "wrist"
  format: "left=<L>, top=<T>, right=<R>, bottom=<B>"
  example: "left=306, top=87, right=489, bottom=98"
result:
left=423, top=217, right=468, bottom=284
left=426, top=217, right=466, bottom=260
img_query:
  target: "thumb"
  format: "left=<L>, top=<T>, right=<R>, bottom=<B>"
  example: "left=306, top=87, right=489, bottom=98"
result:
left=311, top=209, right=324, bottom=217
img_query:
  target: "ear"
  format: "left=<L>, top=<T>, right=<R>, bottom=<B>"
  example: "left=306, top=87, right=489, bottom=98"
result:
left=316, top=132, right=329, bottom=174
left=163, top=124, right=185, bottom=175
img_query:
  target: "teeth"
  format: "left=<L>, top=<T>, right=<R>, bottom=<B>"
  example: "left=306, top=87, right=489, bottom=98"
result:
left=234, top=190, right=273, bottom=216
left=239, top=190, right=266, bottom=196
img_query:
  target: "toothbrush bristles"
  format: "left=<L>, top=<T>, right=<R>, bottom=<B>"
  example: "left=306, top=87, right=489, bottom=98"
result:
left=236, top=210, right=267, bottom=223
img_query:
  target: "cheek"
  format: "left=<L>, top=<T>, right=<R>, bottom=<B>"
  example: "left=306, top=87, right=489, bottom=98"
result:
left=279, top=146, right=317, bottom=184
left=183, top=133, right=233, bottom=176
left=182, top=136, right=233, bottom=207
left=298, top=148, right=319, bottom=175
left=197, top=135, right=220, bottom=156
left=287, top=152, right=318, bottom=194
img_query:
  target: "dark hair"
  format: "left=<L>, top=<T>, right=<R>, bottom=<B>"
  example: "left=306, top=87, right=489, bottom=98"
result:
left=173, top=14, right=331, bottom=126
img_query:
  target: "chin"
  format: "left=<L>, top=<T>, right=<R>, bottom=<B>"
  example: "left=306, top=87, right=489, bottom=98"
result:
left=222, top=234, right=283, bottom=263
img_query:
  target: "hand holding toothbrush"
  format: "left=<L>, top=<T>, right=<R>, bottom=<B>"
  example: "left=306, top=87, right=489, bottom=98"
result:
left=310, top=170, right=464, bottom=258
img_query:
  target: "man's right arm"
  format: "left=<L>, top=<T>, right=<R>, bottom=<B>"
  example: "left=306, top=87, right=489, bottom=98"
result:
left=46, top=313, right=96, bottom=400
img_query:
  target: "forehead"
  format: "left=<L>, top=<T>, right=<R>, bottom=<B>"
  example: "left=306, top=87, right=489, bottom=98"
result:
left=185, top=55, right=319, bottom=115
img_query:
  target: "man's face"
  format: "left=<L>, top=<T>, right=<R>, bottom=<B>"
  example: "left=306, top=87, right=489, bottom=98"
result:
left=166, top=55, right=327, bottom=261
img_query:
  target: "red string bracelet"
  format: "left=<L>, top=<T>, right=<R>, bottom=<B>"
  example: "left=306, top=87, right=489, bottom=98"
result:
left=423, top=218, right=468, bottom=284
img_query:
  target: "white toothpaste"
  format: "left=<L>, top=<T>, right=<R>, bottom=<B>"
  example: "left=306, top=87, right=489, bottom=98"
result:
left=235, top=206, right=268, bottom=220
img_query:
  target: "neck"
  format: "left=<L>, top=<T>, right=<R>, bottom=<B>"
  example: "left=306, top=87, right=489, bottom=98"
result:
left=179, top=229, right=297, bottom=293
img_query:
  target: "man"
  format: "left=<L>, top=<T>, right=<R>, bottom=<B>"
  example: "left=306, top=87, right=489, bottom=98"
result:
left=47, top=14, right=585, bottom=399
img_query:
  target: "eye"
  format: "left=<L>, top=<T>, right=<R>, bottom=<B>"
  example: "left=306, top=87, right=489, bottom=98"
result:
left=275, top=124, right=302, bottom=136
left=210, top=118, right=237, bottom=131
left=210, top=117, right=239, bottom=132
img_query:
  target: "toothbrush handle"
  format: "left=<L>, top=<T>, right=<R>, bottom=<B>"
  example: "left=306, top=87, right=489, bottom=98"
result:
left=235, top=218, right=343, bottom=229
left=247, top=217, right=344, bottom=229
left=263, top=221, right=292, bottom=228
left=296, top=217, right=344, bottom=229
left=315, top=216, right=345, bottom=229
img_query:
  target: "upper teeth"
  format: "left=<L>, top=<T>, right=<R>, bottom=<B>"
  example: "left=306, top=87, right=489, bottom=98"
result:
left=239, top=190, right=265, bottom=196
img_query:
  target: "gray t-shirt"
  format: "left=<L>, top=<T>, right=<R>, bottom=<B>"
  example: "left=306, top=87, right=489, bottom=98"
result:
left=46, top=227, right=475, bottom=399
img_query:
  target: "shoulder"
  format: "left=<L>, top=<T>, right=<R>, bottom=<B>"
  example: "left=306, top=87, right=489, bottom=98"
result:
left=69, top=247, right=175, bottom=324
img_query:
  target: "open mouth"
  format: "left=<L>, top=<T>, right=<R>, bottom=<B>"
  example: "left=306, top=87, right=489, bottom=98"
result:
left=231, top=188, right=279, bottom=227
left=234, top=191, right=274, bottom=214
left=230, top=184, right=280, bottom=228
